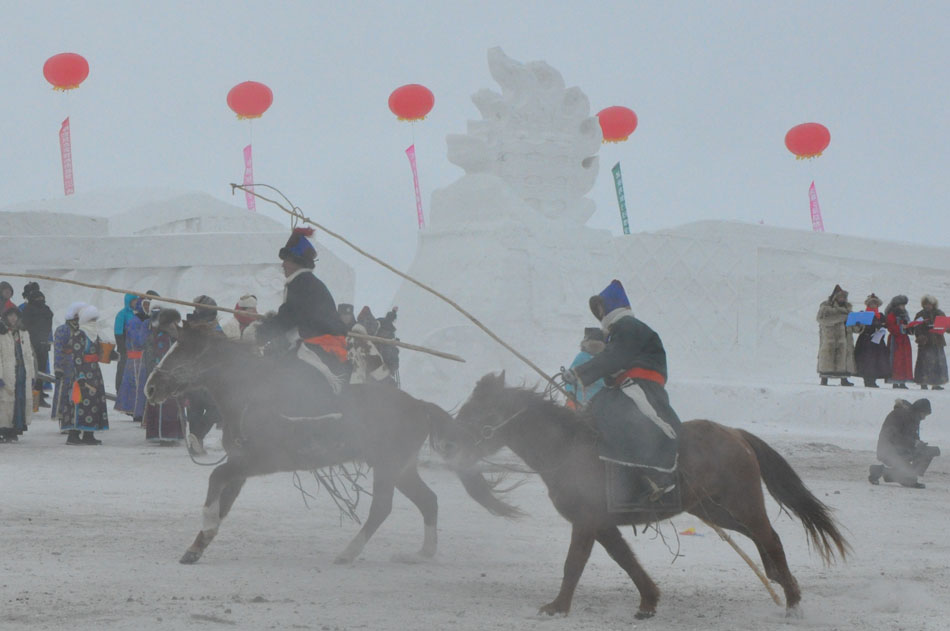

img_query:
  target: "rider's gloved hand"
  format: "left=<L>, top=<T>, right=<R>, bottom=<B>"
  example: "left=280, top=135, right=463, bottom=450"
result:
left=559, top=367, right=579, bottom=386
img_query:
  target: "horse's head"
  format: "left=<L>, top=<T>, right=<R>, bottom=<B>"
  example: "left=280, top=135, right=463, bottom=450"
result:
left=434, top=371, right=513, bottom=470
left=144, top=310, right=224, bottom=403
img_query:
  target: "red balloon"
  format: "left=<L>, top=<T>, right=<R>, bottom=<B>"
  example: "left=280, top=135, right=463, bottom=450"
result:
left=597, top=106, right=638, bottom=143
left=389, top=84, right=434, bottom=121
left=785, top=123, right=830, bottom=159
left=227, top=81, right=273, bottom=120
left=43, top=53, right=89, bottom=91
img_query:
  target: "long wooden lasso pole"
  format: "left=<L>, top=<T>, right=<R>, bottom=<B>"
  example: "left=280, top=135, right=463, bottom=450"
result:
left=700, top=520, right=783, bottom=607
left=0, top=271, right=464, bottom=363
left=230, top=182, right=570, bottom=398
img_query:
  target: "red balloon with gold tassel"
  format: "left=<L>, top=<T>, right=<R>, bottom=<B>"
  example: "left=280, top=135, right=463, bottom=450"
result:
left=388, top=84, right=435, bottom=121
left=597, top=106, right=638, bottom=143
left=785, top=123, right=831, bottom=160
left=227, top=81, right=274, bottom=120
left=43, top=53, right=89, bottom=91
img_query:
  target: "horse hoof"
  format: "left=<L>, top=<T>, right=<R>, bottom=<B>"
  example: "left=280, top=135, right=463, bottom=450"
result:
left=635, top=610, right=655, bottom=620
left=333, top=555, right=354, bottom=565
left=179, top=550, right=202, bottom=565
left=785, top=605, right=803, bottom=619
left=538, top=602, right=569, bottom=617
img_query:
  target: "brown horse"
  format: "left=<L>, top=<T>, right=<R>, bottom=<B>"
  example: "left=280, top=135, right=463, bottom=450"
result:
left=144, top=314, right=464, bottom=566
left=432, top=372, right=849, bottom=620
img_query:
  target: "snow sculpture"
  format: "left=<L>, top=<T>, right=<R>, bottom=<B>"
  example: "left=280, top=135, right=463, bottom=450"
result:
left=437, top=47, right=601, bottom=227
left=393, top=48, right=610, bottom=405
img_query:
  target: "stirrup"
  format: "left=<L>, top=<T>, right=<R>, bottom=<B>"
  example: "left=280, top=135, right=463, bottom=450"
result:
left=645, top=478, right=675, bottom=502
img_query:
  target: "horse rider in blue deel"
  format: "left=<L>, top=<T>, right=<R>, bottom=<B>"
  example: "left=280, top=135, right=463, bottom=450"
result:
left=560, top=279, right=682, bottom=510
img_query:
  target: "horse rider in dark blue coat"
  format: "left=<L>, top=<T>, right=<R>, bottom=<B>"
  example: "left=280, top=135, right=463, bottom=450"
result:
left=561, top=279, right=682, bottom=509
left=256, top=227, right=350, bottom=416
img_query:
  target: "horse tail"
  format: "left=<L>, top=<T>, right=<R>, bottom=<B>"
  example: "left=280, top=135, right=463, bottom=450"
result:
left=738, top=429, right=850, bottom=565
left=456, top=470, right=525, bottom=519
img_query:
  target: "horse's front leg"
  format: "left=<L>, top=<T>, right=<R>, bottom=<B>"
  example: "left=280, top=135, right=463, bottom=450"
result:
left=392, top=464, right=438, bottom=562
left=539, top=525, right=596, bottom=616
left=334, top=470, right=396, bottom=564
left=180, top=460, right=247, bottom=564
left=595, top=526, right=660, bottom=619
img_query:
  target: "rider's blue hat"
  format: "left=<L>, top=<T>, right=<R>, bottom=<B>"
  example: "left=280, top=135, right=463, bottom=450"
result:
left=279, top=227, right=317, bottom=269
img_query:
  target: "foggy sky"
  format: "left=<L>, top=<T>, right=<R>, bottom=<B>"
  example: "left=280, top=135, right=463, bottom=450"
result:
left=2, top=1, right=948, bottom=306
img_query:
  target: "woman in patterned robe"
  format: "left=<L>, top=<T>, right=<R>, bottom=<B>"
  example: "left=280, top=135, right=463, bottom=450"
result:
left=61, top=305, right=109, bottom=445
left=51, top=302, right=86, bottom=421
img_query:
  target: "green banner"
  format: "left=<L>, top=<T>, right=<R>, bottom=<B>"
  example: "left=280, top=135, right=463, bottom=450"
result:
left=611, top=162, right=630, bottom=235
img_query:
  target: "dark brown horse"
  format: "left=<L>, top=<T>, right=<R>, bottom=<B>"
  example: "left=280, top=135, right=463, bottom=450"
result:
left=144, top=315, right=462, bottom=566
left=432, top=372, right=849, bottom=620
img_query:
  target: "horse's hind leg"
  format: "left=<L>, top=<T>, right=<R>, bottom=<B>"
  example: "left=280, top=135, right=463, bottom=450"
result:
left=392, top=464, right=438, bottom=562
left=334, top=469, right=397, bottom=564
left=694, top=499, right=801, bottom=613
left=595, top=526, right=660, bottom=619
left=180, top=460, right=247, bottom=564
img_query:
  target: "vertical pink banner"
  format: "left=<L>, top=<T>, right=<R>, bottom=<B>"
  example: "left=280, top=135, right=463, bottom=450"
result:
left=59, top=117, right=75, bottom=196
left=243, top=144, right=256, bottom=211
left=405, top=144, right=425, bottom=229
left=808, top=181, right=824, bottom=232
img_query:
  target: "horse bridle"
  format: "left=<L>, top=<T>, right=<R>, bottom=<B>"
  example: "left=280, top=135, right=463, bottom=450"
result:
left=472, top=407, right=526, bottom=445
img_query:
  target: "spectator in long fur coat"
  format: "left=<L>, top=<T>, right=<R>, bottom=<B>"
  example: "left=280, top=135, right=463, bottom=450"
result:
left=817, top=284, right=862, bottom=386
left=0, top=306, right=36, bottom=442
left=913, top=295, right=948, bottom=390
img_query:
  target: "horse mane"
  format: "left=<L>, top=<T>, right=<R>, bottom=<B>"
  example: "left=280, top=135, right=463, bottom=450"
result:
left=471, top=373, right=598, bottom=441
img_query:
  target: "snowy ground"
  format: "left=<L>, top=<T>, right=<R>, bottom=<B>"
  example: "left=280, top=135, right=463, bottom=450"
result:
left=2, top=382, right=949, bottom=631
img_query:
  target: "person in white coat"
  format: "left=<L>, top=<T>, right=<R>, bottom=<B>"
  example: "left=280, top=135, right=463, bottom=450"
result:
left=0, top=306, right=36, bottom=442
left=221, top=294, right=260, bottom=342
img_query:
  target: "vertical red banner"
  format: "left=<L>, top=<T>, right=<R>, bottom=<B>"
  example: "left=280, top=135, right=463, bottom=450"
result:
left=243, top=144, right=256, bottom=211
left=405, top=144, right=425, bottom=229
left=60, top=117, right=75, bottom=196
left=808, top=181, right=825, bottom=232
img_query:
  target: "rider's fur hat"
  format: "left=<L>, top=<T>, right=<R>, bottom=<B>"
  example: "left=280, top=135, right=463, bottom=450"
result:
left=279, top=227, right=317, bottom=269
left=589, top=280, right=630, bottom=320
left=913, top=398, right=932, bottom=415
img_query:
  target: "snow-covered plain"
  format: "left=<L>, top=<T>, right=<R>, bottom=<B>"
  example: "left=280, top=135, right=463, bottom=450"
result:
left=2, top=386, right=948, bottom=631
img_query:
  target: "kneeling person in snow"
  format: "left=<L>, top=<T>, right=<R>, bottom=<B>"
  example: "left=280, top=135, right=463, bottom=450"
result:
left=869, top=398, right=940, bottom=488
left=561, top=279, right=682, bottom=510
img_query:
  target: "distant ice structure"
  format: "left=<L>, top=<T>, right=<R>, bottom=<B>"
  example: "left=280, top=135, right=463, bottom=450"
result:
left=0, top=189, right=354, bottom=332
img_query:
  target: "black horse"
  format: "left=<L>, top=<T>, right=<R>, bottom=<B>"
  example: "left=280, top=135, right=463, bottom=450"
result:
left=145, top=313, right=476, bottom=565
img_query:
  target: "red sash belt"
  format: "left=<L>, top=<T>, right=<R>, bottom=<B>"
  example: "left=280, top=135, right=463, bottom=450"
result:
left=83, top=354, right=100, bottom=363
left=302, top=335, right=348, bottom=362
left=616, top=366, right=666, bottom=387
left=126, top=350, right=143, bottom=359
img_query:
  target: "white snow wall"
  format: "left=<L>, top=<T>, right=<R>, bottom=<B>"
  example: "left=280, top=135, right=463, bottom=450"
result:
left=394, top=214, right=950, bottom=408
left=0, top=193, right=354, bottom=330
